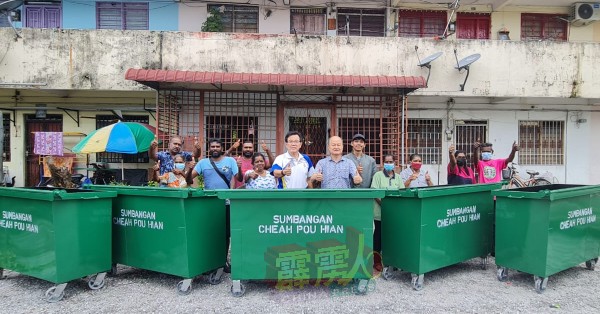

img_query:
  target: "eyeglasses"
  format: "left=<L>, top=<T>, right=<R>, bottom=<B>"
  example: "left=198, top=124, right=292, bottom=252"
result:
left=287, top=140, right=301, bottom=144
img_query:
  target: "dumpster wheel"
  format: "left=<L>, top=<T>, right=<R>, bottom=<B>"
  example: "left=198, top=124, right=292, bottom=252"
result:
left=177, top=279, right=193, bottom=296
left=207, top=268, right=224, bottom=285
left=410, top=274, right=424, bottom=291
left=88, top=272, right=107, bottom=290
left=0, top=267, right=3, bottom=279
left=230, top=280, right=246, bottom=297
left=496, top=267, right=508, bottom=281
left=481, top=257, right=488, bottom=270
left=534, top=276, right=548, bottom=294
left=45, top=283, right=67, bottom=303
left=353, top=279, right=374, bottom=295
left=585, top=258, right=598, bottom=270
left=382, top=266, right=396, bottom=280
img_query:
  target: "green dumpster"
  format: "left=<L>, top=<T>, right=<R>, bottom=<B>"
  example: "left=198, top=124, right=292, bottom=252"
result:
left=91, top=185, right=226, bottom=295
left=0, top=187, right=116, bottom=302
left=381, top=183, right=501, bottom=290
left=217, top=189, right=385, bottom=297
left=493, top=184, right=600, bottom=293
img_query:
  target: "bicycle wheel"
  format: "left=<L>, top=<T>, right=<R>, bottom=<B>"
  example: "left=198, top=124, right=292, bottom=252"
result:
left=509, top=178, right=524, bottom=188
left=533, top=178, right=551, bottom=186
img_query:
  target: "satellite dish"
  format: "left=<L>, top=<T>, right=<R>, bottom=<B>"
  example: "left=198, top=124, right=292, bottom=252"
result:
left=415, top=46, right=443, bottom=87
left=418, top=52, right=443, bottom=67
left=455, top=53, right=481, bottom=70
left=0, top=0, right=23, bottom=38
left=453, top=50, right=481, bottom=91
left=0, top=0, right=22, bottom=12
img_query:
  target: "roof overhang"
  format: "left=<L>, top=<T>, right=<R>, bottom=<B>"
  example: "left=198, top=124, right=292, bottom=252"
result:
left=125, top=69, right=426, bottom=95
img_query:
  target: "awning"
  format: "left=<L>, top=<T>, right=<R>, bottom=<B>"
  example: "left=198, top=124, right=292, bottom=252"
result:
left=125, top=69, right=426, bottom=94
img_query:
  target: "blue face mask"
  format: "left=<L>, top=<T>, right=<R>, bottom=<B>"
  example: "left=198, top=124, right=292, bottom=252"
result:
left=383, top=164, right=395, bottom=171
left=481, top=152, right=493, bottom=161
left=174, top=163, right=185, bottom=170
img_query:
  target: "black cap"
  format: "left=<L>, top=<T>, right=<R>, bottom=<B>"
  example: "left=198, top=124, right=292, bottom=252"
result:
left=352, top=133, right=366, bottom=141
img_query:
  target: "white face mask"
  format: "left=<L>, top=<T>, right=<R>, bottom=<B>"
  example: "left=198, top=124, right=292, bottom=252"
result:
left=481, top=152, right=493, bottom=161
left=174, top=163, right=185, bottom=170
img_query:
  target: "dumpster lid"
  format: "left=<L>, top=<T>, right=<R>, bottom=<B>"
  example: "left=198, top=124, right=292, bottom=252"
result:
left=385, top=183, right=503, bottom=198
left=492, top=184, right=600, bottom=200
left=215, top=189, right=386, bottom=200
left=0, top=187, right=117, bottom=201
left=90, top=185, right=213, bottom=198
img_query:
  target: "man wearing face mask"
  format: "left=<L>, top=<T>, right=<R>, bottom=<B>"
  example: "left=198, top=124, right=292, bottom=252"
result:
left=473, top=140, right=519, bottom=183
left=447, top=144, right=475, bottom=185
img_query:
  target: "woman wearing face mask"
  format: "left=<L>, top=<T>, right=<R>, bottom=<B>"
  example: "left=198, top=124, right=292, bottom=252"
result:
left=447, top=144, right=475, bottom=185
left=400, top=153, right=433, bottom=188
left=155, top=154, right=189, bottom=188
left=370, top=154, right=404, bottom=272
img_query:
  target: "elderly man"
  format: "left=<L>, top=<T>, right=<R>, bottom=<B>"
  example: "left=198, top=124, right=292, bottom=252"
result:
left=310, top=136, right=362, bottom=189
left=344, top=133, right=377, bottom=188
left=150, top=136, right=201, bottom=176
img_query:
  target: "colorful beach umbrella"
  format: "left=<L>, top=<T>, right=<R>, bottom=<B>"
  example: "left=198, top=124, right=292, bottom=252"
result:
left=72, top=121, right=155, bottom=154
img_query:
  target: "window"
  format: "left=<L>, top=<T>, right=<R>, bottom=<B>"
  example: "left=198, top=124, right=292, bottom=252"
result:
left=96, top=2, right=149, bottom=30
left=96, top=115, right=150, bottom=163
left=207, top=4, right=258, bottom=33
left=337, top=8, right=386, bottom=37
left=206, top=115, right=258, bottom=156
left=24, top=4, right=61, bottom=28
left=291, top=8, right=326, bottom=35
left=399, top=10, right=446, bottom=38
left=521, top=13, right=568, bottom=41
left=406, top=119, right=442, bottom=164
left=456, top=13, right=490, bottom=39
left=3, top=114, right=10, bottom=162
left=519, top=121, right=564, bottom=165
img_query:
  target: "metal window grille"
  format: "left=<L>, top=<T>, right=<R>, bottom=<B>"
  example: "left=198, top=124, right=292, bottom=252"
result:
left=156, top=90, right=202, bottom=153
left=97, top=2, right=149, bottom=30
left=454, top=120, right=488, bottom=168
left=208, top=4, right=259, bottom=33
left=406, top=119, right=442, bottom=164
left=399, top=10, right=446, bottom=38
left=95, top=115, right=150, bottom=163
left=519, top=120, right=564, bottom=165
left=521, top=13, right=568, bottom=41
left=3, top=114, right=10, bottom=162
left=337, top=8, right=386, bottom=37
left=291, top=8, right=326, bottom=35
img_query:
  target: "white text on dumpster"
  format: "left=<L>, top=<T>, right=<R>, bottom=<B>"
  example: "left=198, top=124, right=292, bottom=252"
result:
left=258, top=215, right=343, bottom=234
left=559, top=207, right=596, bottom=230
left=0, top=211, right=39, bottom=233
left=114, top=209, right=164, bottom=230
left=437, top=205, right=480, bottom=228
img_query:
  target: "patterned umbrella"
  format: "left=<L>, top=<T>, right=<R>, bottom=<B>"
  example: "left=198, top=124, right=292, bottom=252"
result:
left=72, top=121, right=155, bottom=154
left=72, top=121, right=156, bottom=181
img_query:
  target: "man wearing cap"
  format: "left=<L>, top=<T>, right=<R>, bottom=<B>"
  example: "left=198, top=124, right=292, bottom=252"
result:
left=345, top=133, right=377, bottom=188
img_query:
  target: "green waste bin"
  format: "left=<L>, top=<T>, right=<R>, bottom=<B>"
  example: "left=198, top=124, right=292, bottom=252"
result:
left=381, top=183, right=501, bottom=290
left=0, top=187, right=116, bottom=302
left=217, top=189, right=385, bottom=297
left=493, top=184, right=600, bottom=293
left=91, top=185, right=226, bottom=295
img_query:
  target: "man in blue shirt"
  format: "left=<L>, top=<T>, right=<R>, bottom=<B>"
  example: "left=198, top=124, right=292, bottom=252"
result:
left=188, top=139, right=238, bottom=189
left=187, top=138, right=238, bottom=272
left=310, top=136, right=362, bottom=189
left=150, top=136, right=201, bottom=176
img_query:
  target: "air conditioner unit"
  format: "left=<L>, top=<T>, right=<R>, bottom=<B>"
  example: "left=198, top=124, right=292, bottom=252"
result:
left=570, top=3, right=600, bottom=26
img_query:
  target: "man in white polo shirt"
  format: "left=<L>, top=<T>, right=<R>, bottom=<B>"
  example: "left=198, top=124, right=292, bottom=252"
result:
left=271, top=131, right=315, bottom=189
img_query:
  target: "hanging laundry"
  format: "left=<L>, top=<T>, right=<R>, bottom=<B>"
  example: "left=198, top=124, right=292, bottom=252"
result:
left=34, top=132, right=63, bottom=156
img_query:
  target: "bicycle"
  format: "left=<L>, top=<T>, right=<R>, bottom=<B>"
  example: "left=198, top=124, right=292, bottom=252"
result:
left=503, top=162, right=552, bottom=188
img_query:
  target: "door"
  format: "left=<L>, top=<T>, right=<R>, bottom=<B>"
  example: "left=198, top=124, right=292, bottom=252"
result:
left=25, top=114, right=63, bottom=187
left=454, top=120, right=487, bottom=168
left=283, top=105, right=333, bottom=165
